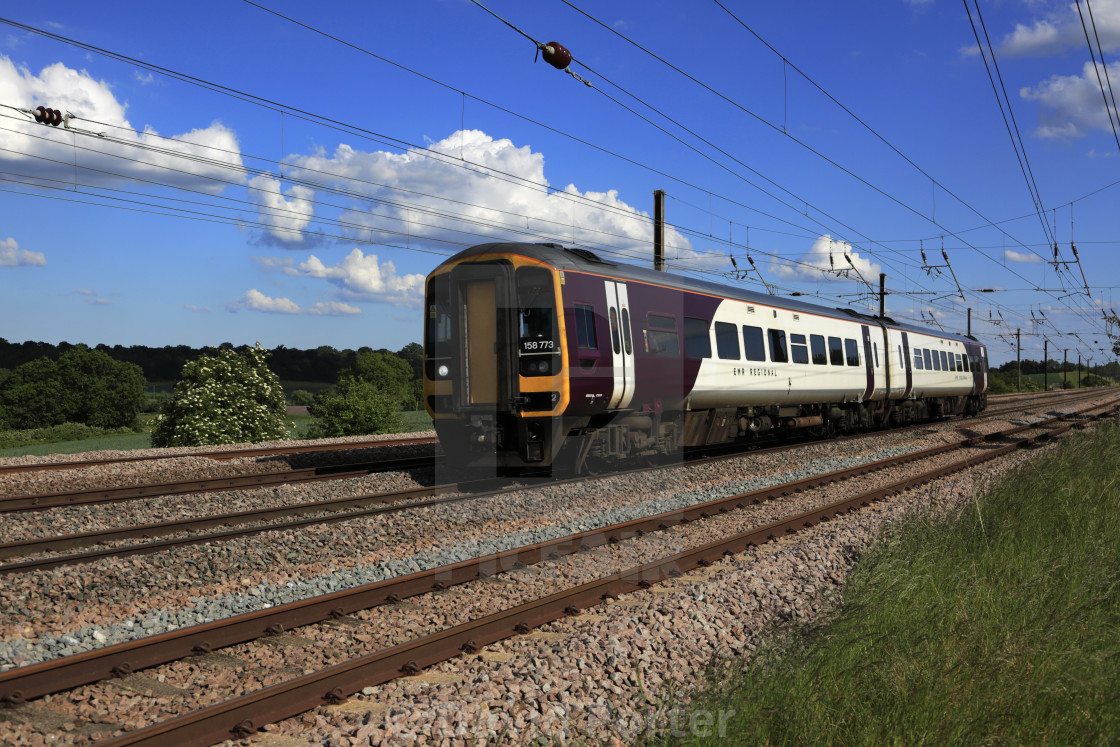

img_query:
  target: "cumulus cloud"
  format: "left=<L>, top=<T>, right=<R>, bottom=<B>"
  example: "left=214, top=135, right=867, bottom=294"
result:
left=769, top=235, right=881, bottom=283
left=0, top=237, right=45, bottom=266
left=229, top=289, right=361, bottom=316
left=276, top=129, right=693, bottom=256
left=998, top=0, right=1120, bottom=57
left=0, top=56, right=244, bottom=192
left=264, top=248, right=427, bottom=307
left=1004, top=248, right=1042, bottom=263
left=248, top=174, right=316, bottom=244
left=1021, top=60, right=1120, bottom=137
left=73, top=288, right=109, bottom=305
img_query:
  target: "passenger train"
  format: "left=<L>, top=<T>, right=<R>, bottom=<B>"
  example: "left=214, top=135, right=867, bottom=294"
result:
left=423, top=242, right=989, bottom=473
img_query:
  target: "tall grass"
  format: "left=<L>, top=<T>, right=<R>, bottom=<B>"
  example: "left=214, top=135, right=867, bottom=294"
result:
left=665, top=419, right=1120, bottom=746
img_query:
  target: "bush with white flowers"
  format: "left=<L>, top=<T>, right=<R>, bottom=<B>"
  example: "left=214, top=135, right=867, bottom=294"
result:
left=151, top=344, right=288, bottom=447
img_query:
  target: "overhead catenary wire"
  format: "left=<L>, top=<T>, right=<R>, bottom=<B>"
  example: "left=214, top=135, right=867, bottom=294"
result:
left=6, top=12, right=1111, bottom=351
left=542, top=0, right=1112, bottom=338
left=963, top=0, right=1059, bottom=254
left=1075, top=0, right=1120, bottom=154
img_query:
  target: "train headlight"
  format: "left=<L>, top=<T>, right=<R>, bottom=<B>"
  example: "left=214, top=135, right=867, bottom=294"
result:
left=437, top=364, right=449, bottom=378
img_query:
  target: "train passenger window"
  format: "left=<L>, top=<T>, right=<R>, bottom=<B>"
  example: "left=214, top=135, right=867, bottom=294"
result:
left=873, top=342, right=880, bottom=368
left=768, top=329, right=789, bottom=363
left=828, top=336, right=844, bottom=366
left=684, top=317, right=712, bottom=358
left=940, top=351, right=949, bottom=371
left=608, top=308, right=621, bottom=354
left=517, top=268, right=558, bottom=353
left=647, top=314, right=680, bottom=356
left=931, top=350, right=941, bottom=371
left=914, top=349, right=924, bottom=370
left=810, top=335, right=827, bottom=364
left=923, top=349, right=932, bottom=369
left=963, top=354, right=970, bottom=372
left=743, top=325, right=766, bottom=361
left=715, top=321, right=740, bottom=360
left=574, top=304, right=598, bottom=350
left=621, top=308, right=633, bottom=355
left=790, top=333, right=809, bottom=364
left=845, top=339, right=860, bottom=366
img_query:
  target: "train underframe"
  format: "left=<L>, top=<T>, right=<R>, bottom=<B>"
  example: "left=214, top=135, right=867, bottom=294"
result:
left=435, top=392, right=988, bottom=475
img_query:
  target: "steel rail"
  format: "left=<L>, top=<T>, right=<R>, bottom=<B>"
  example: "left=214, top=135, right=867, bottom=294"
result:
left=0, top=436, right=438, bottom=476
left=2, top=392, right=1102, bottom=570
left=89, top=403, right=1118, bottom=747
left=0, top=455, right=436, bottom=514
left=2, top=402, right=1113, bottom=711
left=0, top=388, right=1094, bottom=481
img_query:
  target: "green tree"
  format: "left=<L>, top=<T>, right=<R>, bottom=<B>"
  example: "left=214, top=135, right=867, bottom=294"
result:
left=307, top=378, right=404, bottom=438
left=152, top=345, right=288, bottom=447
left=306, top=350, right=413, bottom=437
left=348, top=350, right=414, bottom=407
left=0, top=357, right=68, bottom=428
left=397, top=342, right=424, bottom=380
left=56, top=346, right=145, bottom=428
left=288, top=389, right=315, bottom=407
left=0, top=347, right=144, bottom=429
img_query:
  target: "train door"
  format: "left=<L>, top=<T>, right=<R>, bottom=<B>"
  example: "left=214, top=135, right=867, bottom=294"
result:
left=464, top=279, right=499, bottom=405
left=860, top=325, right=875, bottom=401
left=604, top=281, right=636, bottom=409
left=974, top=344, right=989, bottom=394
left=900, top=332, right=914, bottom=398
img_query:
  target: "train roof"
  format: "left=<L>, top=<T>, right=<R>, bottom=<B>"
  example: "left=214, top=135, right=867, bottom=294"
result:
left=441, top=242, right=982, bottom=347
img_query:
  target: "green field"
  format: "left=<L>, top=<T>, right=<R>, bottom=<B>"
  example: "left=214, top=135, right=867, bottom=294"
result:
left=664, top=417, right=1120, bottom=745
left=0, top=409, right=434, bottom=458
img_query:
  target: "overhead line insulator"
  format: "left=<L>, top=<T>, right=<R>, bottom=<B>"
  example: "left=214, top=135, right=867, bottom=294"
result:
left=541, top=41, right=572, bottom=70
left=33, top=106, right=64, bottom=126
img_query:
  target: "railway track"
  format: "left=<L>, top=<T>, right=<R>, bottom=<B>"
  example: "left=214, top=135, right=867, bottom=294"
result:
left=0, top=390, right=1107, bottom=573
left=0, top=434, right=438, bottom=476
left=0, top=454, right=435, bottom=513
left=1, top=399, right=1114, bottom=744
left=0, top=388, right=1097, bottom=516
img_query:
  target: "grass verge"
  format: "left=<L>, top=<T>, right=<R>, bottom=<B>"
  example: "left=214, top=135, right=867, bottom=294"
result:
left=0, top=411, right=434, bottom=457
left=662, top=418, right=1120, bottom=746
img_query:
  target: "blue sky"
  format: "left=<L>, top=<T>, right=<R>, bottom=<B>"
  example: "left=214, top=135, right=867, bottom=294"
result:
left=2, top=0, right=1119, bottom=366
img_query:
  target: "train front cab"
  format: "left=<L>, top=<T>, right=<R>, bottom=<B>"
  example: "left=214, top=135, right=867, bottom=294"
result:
left=424, top=254, right=569, bottom=473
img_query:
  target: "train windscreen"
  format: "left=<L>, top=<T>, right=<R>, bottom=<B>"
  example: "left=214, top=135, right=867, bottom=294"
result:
left=516, top=268, right=558, bottom=355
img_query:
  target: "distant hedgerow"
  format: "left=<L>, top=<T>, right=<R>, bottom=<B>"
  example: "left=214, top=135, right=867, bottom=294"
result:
left=151, top=345, right=288, bottom=447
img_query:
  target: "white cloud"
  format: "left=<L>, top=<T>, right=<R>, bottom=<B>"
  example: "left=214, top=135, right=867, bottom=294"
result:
left=73, top=288, right=109, bottom=305
left=279, top=129, right=693, bottom=257
left=1021, top=60, right=1120, bottom=138
left=769, top=235, right=881, bottom=283
left=0, top=56, right=244, bottom=192
left=1004, top=248, right=1042, bottom=263
left=0, top=237, right=45, bottom=266
left=230, top=289, right=361, bottom=316
left=184, top=304, right=212, bottom=313
left=1001, top=18, right=1067, bottom=56
left=248, top=174, right=315, bottom=244
left=289, top=248, right=426, bottom=306
left=998, top=0, right=1120, bottom=57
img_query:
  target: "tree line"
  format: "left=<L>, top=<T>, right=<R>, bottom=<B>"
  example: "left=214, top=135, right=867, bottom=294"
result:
left=0, top=339, right=425, bottom=444
left=0, top=338, right=421, bottom=384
